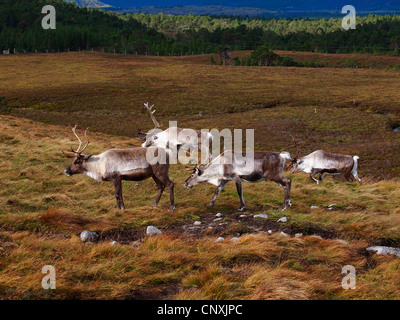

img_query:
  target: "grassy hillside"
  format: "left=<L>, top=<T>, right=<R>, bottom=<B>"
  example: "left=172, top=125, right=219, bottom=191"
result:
left=1, top=51, right=400, bottom=299
left=1, top=51, right=400, bottom=178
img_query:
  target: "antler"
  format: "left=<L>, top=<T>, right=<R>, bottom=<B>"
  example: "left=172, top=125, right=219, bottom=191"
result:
left=68, top=124, right=90, bottom=154
left=144, top=102, right=161, bottom=130
left=289, top=133, right=304, bottom=159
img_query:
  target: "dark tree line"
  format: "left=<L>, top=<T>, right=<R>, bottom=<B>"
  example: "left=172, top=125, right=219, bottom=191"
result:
left=1, top=1, right=400, bottom=55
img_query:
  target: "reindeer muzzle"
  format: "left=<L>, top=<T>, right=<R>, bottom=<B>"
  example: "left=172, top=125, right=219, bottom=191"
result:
left=64, top=168, right=73, bottom=177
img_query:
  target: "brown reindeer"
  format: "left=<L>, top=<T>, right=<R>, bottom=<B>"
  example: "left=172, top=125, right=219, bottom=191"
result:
left=183, top=150, right=292, bottom=211
left=63, top=125, right=175, bottom=211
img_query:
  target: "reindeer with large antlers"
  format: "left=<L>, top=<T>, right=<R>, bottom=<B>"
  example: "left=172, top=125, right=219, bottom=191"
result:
left=63, top=125, right=176, bottom=211
left=137, top=102, right=213, bottom=163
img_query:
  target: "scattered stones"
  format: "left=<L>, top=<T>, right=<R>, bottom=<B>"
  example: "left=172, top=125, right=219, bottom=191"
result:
left=366, top=246, right=400, bottom=258
left=215, top=237, right=225, bottom=243
left=277, top=217, right=288, bottom=223
left=295, top=233, right=303, bottom=238
left=216, top=213, right=223, bottom=218
left=146, top=226, right=162, bottom=237
left=253, top=214, right=269, bottom=219
left=80, top=231, right=98, bottom=243
left=194, top=221, right=202, bottom=226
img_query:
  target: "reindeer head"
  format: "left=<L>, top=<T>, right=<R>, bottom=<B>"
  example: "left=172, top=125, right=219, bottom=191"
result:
left=287, top=133, right=304, bottom=172
left=63, top=125, right=92, bottom=176
left=183, top=165, right=207, bottom=188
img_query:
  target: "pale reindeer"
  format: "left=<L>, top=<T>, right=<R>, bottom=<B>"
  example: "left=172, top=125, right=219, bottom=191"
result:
left=63, top=125, right=175, bottom=211
left=288, top=135, right=362, bottom=184
left=137, top=102, right=213, bottom=163
left=183, top=150, right=293, bottom=211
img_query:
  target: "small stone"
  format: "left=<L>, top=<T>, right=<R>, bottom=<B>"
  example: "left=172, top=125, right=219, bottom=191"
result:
left=110, top=241, right=117, bottom=246
left=336, top=239, right=348, bottom=245
left=310, top=206, right=319, bottom=209
left=310, top=235, right=323, bottom=240
left=253, top=214, right=269, bottom=219
left=131, top=240, right=142, bottom=247
left=216, top=213, right=223, bottom=217
left=295, top=233, right=303, bottom=237
left=239, top=214, right=247, bottom=218
left=231, top=237, right=240, bottom=243
left=277, top=217, right=288, bottom=223
left=80, top=231, right=98, bottom=243
left=279, top=232, right=289, bottom=237
left=214, top=218, right=223, bottom=222
left=146, top=226, right=162, bottom=237
left=194, top=221, right=202, bottom=226
left=268, top=230, right=273, bottom=234
left=215, top=237, right=225, bottom=243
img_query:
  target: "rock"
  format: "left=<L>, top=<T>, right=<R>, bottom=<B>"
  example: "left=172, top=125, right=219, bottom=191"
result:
left=253, top=214, right=269, bottom=219
left=336, top=239, right=348, bottom=245
left=215, top=237, right=225, bottom=243
left=268, top=230, right=273, bottom=234
left=239, top=214, right=247, bottom=218
left=131, top=240, right=142, bottom=247
left=214, top=218, right=223, bottom=222
left=295, top=233, right=303, bottom=237
left=80, top=231, right=98, bottom=243
left=310, top=206, right=319, bottom=209
left=110, top=241, right=117, bottom=246
left=366, top=246, right=400, bottom=258
left=231, top=237, right=240, bottom=243
left=279, top=232, right=289, bottom=237
left=277, top=217, right=288, bottom=223
left=194, top=221, right=202, bottom=226
left=327, top=203, right=337, bottom=210
left=310, top=235, right=323, bottom=240
left=216, top=213, right=223, bottom=217
left=146, top=226, right=162, bottom=237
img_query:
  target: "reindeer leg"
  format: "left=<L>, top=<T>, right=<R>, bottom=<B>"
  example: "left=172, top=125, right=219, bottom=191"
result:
left=154, top=169, right=175, bottom=212
left=352, top=172, right=363, bottom=185
left=208, top=180, right=229, bottom=207
left=310, top=168, right=322, bottom=184
left=233, top=177, right=246, bottom=212
left=112, top=176, right=125, bottom=210
left=278, top=177, right=292, bottom=211
left=152, top=175, right=165, bottom=207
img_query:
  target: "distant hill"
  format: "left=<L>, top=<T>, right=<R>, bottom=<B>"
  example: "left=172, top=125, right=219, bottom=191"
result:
left=104, top=0, right=400, bottom=11
left=65, top=0, right=112, bottom=8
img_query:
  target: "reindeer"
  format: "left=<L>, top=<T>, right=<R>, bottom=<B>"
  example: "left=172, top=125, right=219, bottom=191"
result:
left=137, top=103, right=213, bottom=163
left=183, top=150, right=292, bottom=211
left=290, top=150, right=362, bottom=185
left=63, top=125, right=175, bottom=211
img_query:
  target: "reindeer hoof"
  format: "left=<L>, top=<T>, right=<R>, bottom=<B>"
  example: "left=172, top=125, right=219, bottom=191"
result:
left=238, top=206, right=246, bottom=212
left=169, top=206, right=176, bottom=212
left=207, top=202, right=215, bottom=207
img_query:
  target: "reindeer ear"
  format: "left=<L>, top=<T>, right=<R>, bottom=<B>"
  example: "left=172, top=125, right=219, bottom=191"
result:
left=81, top=153, right=92, bottom=161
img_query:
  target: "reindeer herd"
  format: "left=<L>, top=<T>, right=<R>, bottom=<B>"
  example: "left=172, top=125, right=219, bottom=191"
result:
left=63, top=103, right=362, bottom=212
